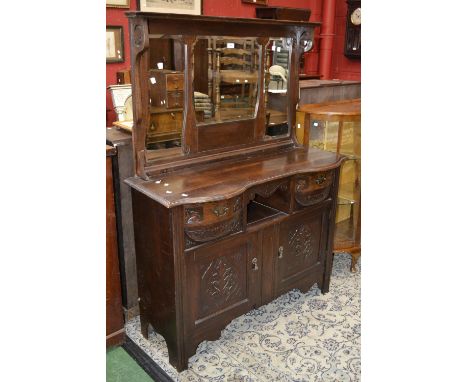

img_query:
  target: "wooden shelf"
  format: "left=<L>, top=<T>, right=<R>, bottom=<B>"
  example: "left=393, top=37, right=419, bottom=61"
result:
left=247, top=201, right=285, bottom=226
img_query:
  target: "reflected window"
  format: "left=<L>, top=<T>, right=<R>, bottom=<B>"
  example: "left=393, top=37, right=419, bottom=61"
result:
left=193, top=37, right=260, bottom=125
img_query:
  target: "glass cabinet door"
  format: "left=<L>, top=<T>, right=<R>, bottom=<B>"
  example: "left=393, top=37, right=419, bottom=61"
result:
left=304, top=105, right=361, bottom=254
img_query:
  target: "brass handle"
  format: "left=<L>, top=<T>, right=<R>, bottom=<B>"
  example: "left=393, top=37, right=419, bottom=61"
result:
left=315, top=174, right=326, bottom=185
left=252, top=258, right=259, bottom=271
left=171, top=112, right=176, bottom=119
left=278, top=246, right=284, bottom=259
left=213, top=206, right=229, bottom=217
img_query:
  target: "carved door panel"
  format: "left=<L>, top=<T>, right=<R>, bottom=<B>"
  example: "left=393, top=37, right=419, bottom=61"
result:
left=275, top=207, right=329, bottom=296
left=184, top=232, right=261, bottom=341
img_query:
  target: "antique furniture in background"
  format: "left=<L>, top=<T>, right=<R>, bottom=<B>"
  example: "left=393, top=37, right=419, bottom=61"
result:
left=106, top=145, right=125, bottom=347
left=117, top=69, right=132, bottom=84
left=299, top=79, right=361, bottom=105
left=297, top=99, right=361, bottom=271
left=106, top=128, right=139, bottom=320
left=125, top=12, right=344, bottom=371
left=255, top=6, right=311, bottom=22
left=344, top=0, right=361, bottom=58
left=108, top=84, right=133, bottom=122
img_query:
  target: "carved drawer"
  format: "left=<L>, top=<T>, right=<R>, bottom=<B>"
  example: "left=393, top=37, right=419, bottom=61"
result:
left=293, top=171, right=334, bottom=208
left=184, top=196, right=243, bottom=248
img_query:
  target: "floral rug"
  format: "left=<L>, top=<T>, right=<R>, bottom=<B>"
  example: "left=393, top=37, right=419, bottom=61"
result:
left=125, top=253, right=361, bottom=381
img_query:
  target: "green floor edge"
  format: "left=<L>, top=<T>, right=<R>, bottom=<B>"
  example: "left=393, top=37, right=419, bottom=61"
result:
left=107, top=346, right=154, bottom=382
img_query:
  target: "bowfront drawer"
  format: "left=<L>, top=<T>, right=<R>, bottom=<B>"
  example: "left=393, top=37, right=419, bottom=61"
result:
left=166, top=74, right=184, bottom=91
left=184, top=197, right=243, bottom=248
left=293, top=171, right=334, bottom=208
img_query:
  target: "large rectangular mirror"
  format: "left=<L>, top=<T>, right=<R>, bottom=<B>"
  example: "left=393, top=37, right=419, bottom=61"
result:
left=192, top=37, right=261, bottom=125
left=265, top=38, right=291, bottom=138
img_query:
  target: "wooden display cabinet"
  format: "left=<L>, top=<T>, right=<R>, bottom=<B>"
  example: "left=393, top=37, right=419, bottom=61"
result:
left=297, top=99, right=361, bottom=271
left=125, top=12, right=344, bottom=371
left=106, top=145, right=125, bottom=347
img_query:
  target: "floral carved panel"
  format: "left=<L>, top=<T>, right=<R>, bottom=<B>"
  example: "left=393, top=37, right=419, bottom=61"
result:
left=198, top=251, right=246, bottom=319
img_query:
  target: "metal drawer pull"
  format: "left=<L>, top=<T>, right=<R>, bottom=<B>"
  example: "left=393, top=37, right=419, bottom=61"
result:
left=252, top=258, right=259, bottom=271
left=278, top=246, right=284, bottom=259
left=315, top=175, right=326, bottom=185
left=213, top=206, right=229, bottom=217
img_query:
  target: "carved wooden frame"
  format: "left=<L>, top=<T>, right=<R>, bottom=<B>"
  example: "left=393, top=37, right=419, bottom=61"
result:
left=127, top=12, right=319, bottom=178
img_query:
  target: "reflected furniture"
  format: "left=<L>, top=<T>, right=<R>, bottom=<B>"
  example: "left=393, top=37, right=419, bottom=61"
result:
left=297, top=99, right=361, bottom=271
left=125, top=12, right=344, bottom=371
left=106, top=145, right=125, bottom=347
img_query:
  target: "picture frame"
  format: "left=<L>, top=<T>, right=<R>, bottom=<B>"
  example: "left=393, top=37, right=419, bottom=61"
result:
left=138, top=0, right=202, bottom=15
left=106, top=0, right=130, bottom=8
left=242, top=0, right=268, bottom=5
left=106, top=26, right=125, bottom=64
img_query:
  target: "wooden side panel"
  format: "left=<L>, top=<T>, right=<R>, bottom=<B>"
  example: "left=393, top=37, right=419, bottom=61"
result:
left=131, top=190, right=179, bottom=363
left=106, top=154, right=125, bottom=347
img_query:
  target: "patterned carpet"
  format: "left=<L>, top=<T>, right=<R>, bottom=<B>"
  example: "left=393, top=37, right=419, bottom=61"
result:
left=126, top=253, right=361, bottom=381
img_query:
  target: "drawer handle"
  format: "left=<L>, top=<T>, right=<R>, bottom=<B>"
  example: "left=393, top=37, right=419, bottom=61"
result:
left=278, top=246, right=284, bottom=259
left=315, top=175, right=326, bottom=185
left=171, top=112, right=175, bottom=119
left=252, top=258, right=259, bottom=271
left=213, top=206, right=229, bottom=217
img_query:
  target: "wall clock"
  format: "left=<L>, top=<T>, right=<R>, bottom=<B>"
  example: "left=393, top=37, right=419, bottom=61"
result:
left=344, top=0, right=361, bottom=58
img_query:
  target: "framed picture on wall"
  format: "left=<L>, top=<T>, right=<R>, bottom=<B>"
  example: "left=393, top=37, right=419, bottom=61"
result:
left=106, top=26, right=125, bottom=63
left=138, top=0, right=202, bottom=15
left=106, top=0, right=130, bottom=8
left=242, top=0, right=268, bottom=5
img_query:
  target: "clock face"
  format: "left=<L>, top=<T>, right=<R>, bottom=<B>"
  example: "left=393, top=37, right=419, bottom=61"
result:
left=350, top=7, right=361, bottom=26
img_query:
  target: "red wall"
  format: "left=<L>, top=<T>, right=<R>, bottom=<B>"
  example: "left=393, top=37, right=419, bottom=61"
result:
left=106, top=0, right=360, bottom=125
left=106, top=0, right=137, bottom=126
left=330, top=0, right=361, bottom=80
left=204, top=0, right=313, bottom=18
left=203, top=0, right=322, bottom=76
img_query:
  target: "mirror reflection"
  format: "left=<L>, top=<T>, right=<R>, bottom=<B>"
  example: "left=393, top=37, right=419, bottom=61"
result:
left=146, top=37, right=185, bottom=153
left=265, top=38, right=290, bottom=137
left=193, top=37, right=260, bottom=125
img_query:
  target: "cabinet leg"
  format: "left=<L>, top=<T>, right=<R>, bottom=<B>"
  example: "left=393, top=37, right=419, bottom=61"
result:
left=171, top=353, right=189, bottom=372
left=140, top=314, right=149, bottom=339
left=350, top=251, right=361, bottom=273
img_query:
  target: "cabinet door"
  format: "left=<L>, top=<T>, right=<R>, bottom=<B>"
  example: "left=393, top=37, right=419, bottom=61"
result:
left=275, top=206, right=329, bottom=296
left=184, top=232, right=261, bottom=341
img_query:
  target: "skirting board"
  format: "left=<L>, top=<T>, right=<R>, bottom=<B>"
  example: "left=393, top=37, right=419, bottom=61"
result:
left=122, top=335, right=174, bottom=382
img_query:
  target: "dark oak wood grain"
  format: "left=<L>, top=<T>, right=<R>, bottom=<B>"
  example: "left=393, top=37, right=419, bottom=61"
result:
left=126, top=147, right=343, bottom=208
left=125, top=13, right=344, bottom=371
